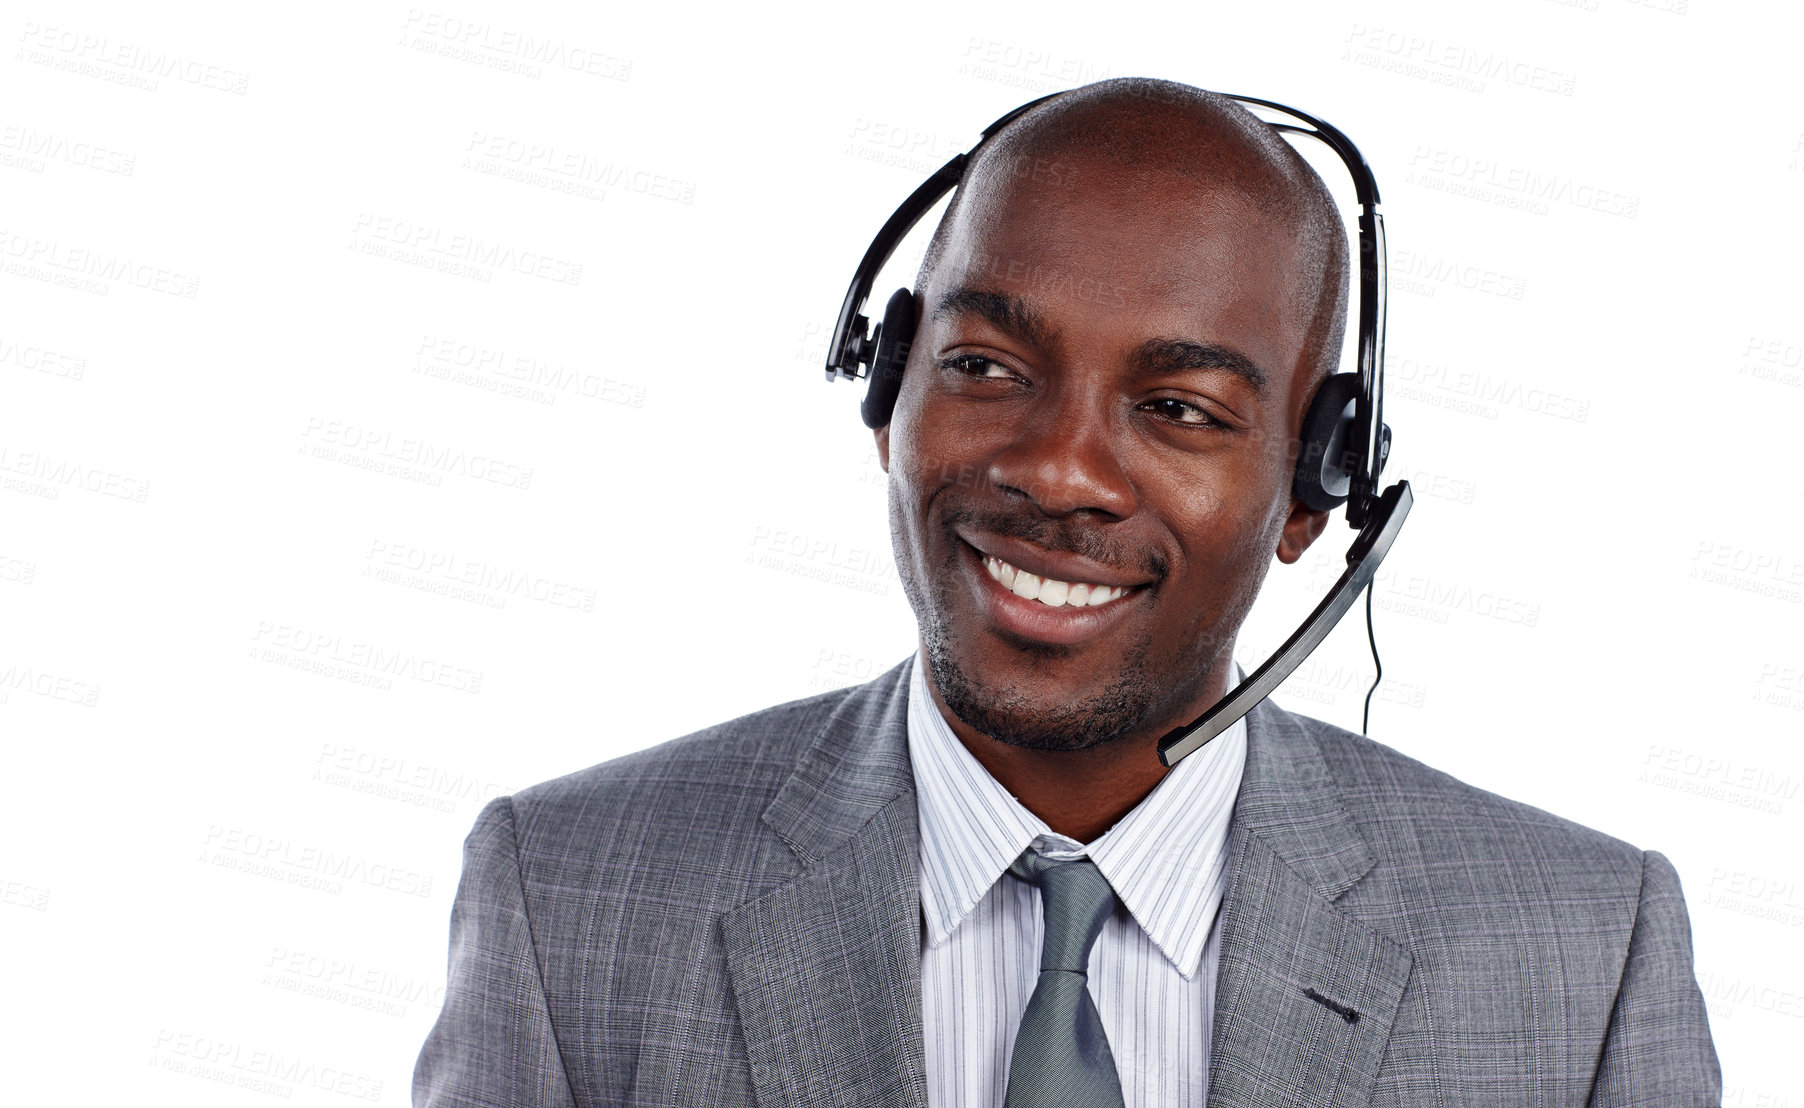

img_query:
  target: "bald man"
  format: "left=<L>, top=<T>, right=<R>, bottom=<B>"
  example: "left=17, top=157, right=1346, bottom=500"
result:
left=415, top=79, right=1719, bottom=1108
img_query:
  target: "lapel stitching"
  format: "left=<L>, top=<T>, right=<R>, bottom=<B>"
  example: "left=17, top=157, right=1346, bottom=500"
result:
left=722, top=661, right=930, bottom=1108
left=1205, top=700, right=1416, bottom=1108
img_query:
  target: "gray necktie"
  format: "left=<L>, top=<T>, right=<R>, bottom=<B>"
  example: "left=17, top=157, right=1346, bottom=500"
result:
left=1004, top=850, right=1127, bottom=1108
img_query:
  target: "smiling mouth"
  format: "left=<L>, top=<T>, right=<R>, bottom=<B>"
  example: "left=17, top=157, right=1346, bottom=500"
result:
left=979, top=553, right=1135, bottom=608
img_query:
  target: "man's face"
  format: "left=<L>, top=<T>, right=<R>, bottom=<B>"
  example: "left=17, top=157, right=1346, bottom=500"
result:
left=876, top=159, right=1325, bottom=752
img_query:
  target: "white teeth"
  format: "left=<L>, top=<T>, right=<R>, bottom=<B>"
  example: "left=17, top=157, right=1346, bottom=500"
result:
left=982, top=555, right=1127, bottom=608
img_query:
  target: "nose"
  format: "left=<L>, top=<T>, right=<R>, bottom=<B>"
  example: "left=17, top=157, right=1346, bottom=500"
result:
left=986, top=386, right=1137, bottom=520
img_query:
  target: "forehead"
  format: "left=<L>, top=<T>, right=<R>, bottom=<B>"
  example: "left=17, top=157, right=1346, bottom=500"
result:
left=931, top=159, right=1310, bottom=363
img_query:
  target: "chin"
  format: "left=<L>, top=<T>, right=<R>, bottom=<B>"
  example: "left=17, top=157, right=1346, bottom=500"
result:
left=921, top=624, right=1161, bottom=753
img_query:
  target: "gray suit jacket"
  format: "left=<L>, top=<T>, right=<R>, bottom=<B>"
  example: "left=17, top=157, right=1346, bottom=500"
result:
left=414, top=658, right=1720, bottom=1107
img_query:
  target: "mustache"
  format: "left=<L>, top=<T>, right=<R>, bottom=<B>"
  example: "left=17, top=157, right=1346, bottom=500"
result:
left=939, top=499, right=1167, bottom=583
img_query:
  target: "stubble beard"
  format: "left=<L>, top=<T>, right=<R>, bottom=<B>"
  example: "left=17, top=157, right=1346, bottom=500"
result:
left=923, top=620, right=1163, bottom=753
left=903, top=535, right=1168, bottom=754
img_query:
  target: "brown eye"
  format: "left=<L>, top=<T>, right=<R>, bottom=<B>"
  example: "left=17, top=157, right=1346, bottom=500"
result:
left=942, top=354, right=1012, bottom=379
left=1145, top=397, right=1219, bottom=426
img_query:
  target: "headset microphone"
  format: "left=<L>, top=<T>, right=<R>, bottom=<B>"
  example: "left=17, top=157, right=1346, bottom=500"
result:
left=825, top=88, right=1414, bottom=767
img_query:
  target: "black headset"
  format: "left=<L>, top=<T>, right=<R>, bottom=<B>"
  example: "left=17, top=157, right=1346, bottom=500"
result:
left=825, top=88, right=1414, bottom=766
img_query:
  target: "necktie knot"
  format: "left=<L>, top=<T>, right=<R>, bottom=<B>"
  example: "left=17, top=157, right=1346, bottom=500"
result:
left=1008, top=851, right=1118, bottom=973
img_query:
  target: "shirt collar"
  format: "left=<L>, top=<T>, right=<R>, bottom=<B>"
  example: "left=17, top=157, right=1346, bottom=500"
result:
left=906, top=651, right=1248, bottom=980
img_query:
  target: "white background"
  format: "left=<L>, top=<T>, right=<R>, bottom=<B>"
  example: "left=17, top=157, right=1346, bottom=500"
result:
left=2, top=0, right=1799, bottom=1102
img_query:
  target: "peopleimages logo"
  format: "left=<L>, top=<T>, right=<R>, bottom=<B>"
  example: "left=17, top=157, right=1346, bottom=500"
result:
left=0, top=442, right=150, bottom=502
left=399, top=10, right=632, bottom=79
left=462, top=132, right=695, bottom=204
left=150, top=1028, right=382, bottom=1101
left=411, top=335, right=648, bottom=408
left=1343, top=24, right=1577, bottom=97
left=0, top=228, right=199, bottom=298
left=0, top=124, right=136, bottom=176
left=350, top=213, right=583, bottom=286
left=14, top=23, right=250, bottom=94
left=250, top=619, right=486, bottom=694
left=1407, top=146, right=1639, bottom=219
left=300, top=417, right=534, bottom=491
left=200, top=825, right=436, bottom=898
left=365, top=537, right=599, bottom=613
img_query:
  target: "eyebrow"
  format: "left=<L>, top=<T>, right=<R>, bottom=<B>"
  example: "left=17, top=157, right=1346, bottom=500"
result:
left=931, top=285, right=1268, bottom=396
left=1133, top=338, right=1267, bottom=396
left=931, top=288, right=1058, bottom=351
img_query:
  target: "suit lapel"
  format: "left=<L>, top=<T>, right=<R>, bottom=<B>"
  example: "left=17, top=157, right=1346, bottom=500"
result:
left=1207, top=700, right=1414, bottom=1108
left=716, top=663, right=1417, bottom=1108
left=720, top=661, right=931, bottom=1108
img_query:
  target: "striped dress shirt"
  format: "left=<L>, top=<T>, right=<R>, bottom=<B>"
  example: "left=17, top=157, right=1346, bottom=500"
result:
left=905, top=652, right=1249, bottom=1108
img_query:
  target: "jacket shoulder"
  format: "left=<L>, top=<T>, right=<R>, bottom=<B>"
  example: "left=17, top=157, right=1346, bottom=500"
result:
left=1267, top=712, right=1716, bottom=1086
left=506, top=681, right=864, bottom=839
left=438, top=681, right=884, bottom=1104
left=1283, top=705, right=1646, bottom=886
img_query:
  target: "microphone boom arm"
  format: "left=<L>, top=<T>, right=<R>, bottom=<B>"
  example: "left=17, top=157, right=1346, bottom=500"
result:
left=1157, top=480, right=1414, bottom=767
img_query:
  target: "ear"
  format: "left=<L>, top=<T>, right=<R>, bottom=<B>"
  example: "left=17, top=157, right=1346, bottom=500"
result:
left=875, top=424, right=890, bottom=473
left=1276, top=497, right=1330, bottom=564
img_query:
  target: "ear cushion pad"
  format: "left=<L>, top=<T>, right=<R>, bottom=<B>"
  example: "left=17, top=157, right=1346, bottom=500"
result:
left=1292, top=372, right=1362, bottom=511
left=860, top=287, right=917, bottom=430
